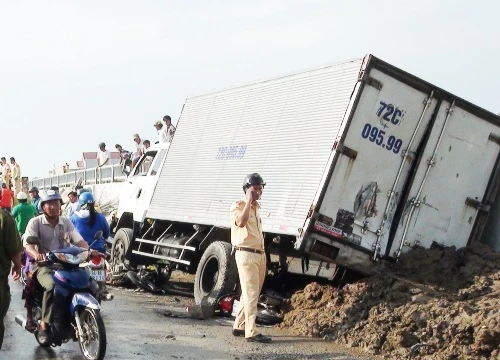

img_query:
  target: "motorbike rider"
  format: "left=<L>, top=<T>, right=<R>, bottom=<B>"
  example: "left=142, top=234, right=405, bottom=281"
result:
left=70, top=192, right=109, bottom=255
left=23, top=190, right=99, bottom=345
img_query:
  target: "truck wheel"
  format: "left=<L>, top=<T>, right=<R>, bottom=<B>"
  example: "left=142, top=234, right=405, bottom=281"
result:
left=194, top=241, right=238, bottom=306
left=111, top=228, right=132, bottom=275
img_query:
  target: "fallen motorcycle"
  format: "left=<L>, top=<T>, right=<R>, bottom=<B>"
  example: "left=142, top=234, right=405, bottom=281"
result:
left=16, top=237, right=107, bottom=360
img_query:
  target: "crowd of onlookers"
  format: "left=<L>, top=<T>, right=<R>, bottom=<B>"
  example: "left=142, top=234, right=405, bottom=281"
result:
left=0, top=157, right=22, bottom=212
left=96, top=114, right=176, bottom=174
left=0, top=114, right=176, bottom=230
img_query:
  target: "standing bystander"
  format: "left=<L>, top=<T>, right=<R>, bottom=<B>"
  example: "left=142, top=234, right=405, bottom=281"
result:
left=97, top=143, right=110, bottom=168
left=65, top=191, right=80, bottom=217
left=230, top=173, right=271, bottom=343
left=115, top=144, right=132, bottom=174
left=154, top=121, right=168, bottom=143
left=0, top=208, right=23, bottom=349
left=0, top=158, right=11, bottom=189
left=97, top=142, right=110, bottom=183
left=12, top=192, right=38, bottom=236
left=0, top=183, right=14, bottom=213
left=28, top=187, right=42, bottom=214
left=9, top=158, right=21, bottom=197
left=162, top=115, right=176, bottom=142
left=131, top=134, right=144, bottom=168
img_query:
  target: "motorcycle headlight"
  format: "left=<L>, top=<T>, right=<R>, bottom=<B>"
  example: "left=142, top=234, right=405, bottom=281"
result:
left=55, top=251, right=88, bottom=264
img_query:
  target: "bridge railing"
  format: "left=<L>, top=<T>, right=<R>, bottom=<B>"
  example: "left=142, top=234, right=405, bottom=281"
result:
left=29, top=164, right=127, bottom=190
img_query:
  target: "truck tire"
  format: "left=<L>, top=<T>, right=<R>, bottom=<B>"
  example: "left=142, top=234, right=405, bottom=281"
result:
left=194, top=241, right=238, bottom=306
left=111, top=228, right=132, bottom=275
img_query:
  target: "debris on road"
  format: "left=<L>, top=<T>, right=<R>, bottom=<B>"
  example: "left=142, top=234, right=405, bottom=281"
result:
left=279, top=243, right=500, bottom=359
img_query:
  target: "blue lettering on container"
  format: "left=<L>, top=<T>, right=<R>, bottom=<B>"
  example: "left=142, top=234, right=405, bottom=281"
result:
left=361, top=123, right=402, bottom=154
left=216, top=145, right=247, bottom=160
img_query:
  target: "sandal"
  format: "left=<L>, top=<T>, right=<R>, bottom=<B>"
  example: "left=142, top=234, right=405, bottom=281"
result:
left=25, top=318, right=36, bottom=332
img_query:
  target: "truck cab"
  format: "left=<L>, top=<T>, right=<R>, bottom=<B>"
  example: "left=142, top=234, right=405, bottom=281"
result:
left=117, top=143, right=170, bottom=226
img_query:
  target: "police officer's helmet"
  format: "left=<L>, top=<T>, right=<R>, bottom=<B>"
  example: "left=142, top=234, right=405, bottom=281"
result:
left=39, top=190, right=63, bottom=208
left=242, top=173, right=266, bottom=193
left=79, top=192, right=95, bottom=206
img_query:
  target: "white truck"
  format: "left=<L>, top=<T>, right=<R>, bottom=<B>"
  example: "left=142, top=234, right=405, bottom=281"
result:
left=111, top=54, right=500, bottom=305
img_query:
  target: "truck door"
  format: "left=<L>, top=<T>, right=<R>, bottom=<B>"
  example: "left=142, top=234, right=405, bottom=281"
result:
left=389, top=102, right=500, bottom=257
left=118, top=148, right=168, bottom=222
left=312, top=68, right=439, bottom=260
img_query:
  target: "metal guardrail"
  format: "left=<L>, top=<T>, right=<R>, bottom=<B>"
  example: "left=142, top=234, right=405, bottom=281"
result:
left=29, top=164, right=127, bottom=190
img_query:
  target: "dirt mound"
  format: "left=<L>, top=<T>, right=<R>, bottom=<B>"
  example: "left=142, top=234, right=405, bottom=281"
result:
left=279, top=243, right=500, bottom=359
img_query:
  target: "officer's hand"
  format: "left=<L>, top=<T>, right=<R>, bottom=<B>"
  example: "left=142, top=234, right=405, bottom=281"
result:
left=245, top=188, right=254, bottom=203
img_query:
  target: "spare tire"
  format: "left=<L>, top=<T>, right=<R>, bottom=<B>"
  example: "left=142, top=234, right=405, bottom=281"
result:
left=194, top=241, right=238, bottom=305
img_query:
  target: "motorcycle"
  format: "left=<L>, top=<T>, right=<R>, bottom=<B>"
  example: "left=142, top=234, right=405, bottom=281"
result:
left=82, top=231, right=113, bottom=302
left=15, top=237, right=107, bottom=360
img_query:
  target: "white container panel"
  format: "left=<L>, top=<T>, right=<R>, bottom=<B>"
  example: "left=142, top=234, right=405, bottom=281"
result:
left=390, top=103, right=500, bottom=255
left=315, top=68, right=437, bottom=254
left=148, top=59, right=364, bottom=235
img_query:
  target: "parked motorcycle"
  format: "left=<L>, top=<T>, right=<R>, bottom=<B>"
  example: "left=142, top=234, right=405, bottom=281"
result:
left=83, top=231, right=113, bottom=302
left=15, top=237, right=107, bottom=360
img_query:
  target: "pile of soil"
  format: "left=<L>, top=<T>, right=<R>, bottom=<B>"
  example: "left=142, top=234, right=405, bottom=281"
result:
left=278, top=243, right=500, bottom=359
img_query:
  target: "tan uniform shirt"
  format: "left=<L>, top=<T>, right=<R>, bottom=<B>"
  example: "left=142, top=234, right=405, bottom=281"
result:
left=230, top=199, right=264, bottom=250
left=1, top=163, right=10, bottom=185
left=11, top=164, right=20, bottom=182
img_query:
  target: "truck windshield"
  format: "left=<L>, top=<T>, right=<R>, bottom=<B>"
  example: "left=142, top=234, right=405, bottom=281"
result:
left=133, top=151, right=157, bottom=176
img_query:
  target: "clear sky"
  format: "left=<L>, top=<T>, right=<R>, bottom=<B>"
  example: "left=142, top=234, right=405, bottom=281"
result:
left=1, top=0, right=498, bottom=178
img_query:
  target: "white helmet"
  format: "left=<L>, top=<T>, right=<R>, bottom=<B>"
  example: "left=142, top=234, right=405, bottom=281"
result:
left=16, top=191, right=28, bottom=200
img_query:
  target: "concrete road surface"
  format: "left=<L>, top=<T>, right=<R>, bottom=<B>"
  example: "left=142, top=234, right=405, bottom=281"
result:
left=2, top=277, right=373, bottom=360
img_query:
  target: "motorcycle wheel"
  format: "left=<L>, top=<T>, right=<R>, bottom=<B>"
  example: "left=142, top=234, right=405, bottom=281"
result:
left=77, top=308, right=107, bottom=360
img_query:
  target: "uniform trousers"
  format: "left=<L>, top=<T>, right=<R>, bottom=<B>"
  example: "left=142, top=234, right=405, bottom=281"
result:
left=233, top=250, right=266, bottom=338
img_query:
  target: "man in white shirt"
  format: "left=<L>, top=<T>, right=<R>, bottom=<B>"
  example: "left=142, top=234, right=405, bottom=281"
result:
left=131, top=134, right=144, bottom=167
left=162, top=115, right=176, bottom=142
left=9, top=157, right=21, bottom=196
left=154, top=121, right=168, bottom=143
left=65, top=191, right=80, bottom=217
left=97, top=142, right=110, bottom=168
left=97, top=142, right=110, bottom=183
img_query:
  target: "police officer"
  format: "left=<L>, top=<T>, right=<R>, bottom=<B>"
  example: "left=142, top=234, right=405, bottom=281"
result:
left=0, top=209, right=23, bottom=349
left=230, top=173, right=271, bottom=343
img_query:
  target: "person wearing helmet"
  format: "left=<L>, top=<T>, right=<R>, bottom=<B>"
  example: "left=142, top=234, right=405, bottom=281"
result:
left=23, top=189, right=99, bottom=345
left=11, top=192, right=38, bottom=236
left=70, top=192, right=109, bottom=255
left=28, top=187, right=42, bottom=214
left=230, top=173, right=271, bottom=343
